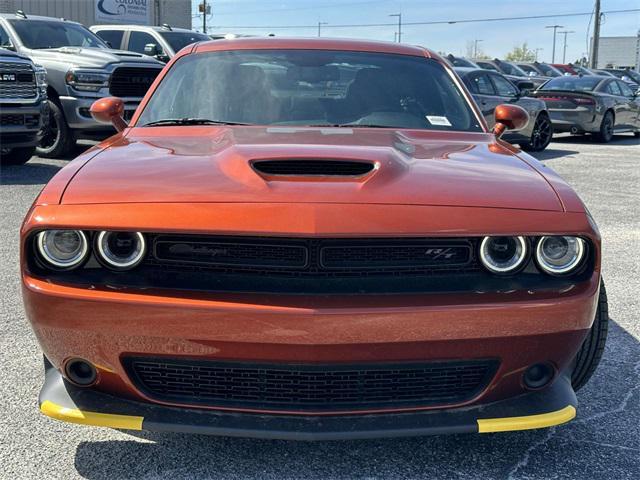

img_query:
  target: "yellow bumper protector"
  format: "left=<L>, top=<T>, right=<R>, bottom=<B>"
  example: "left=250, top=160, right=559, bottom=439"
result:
left=40, top=400, right=143, bottom=430
left=477, top=405, right=576, bottom=433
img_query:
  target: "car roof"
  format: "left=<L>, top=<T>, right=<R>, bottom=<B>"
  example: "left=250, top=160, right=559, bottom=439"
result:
left=0, top=13, right=81, bottom=25
left=192, top=37, right=435, bottom=58
left=91, top=24, right=198, bottom=33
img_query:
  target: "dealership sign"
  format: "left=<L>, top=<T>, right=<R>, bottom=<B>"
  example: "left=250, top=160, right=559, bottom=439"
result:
left=95, top=0, right=150, bottom=25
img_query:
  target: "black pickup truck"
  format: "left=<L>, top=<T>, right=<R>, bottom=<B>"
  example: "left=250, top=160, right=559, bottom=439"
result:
left=0, top=47, right=48, bottom=165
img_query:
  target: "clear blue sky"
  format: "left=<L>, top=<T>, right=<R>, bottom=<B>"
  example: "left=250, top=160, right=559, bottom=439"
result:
left=191, top=0, right=639, bottom=63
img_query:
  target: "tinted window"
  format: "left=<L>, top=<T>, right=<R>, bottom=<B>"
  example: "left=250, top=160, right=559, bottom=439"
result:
left=128, top=31, right=159, bottom=54
left=159, top=31, right=210, bottom=53
left=138, top=50, right=482, bottom=132
left=537, top=64, right=562, bottom=77
left=605, top=81, right=622, bottom=96
left=490, top=74, right=518, bottom=96
left=499, top=62, right=528, bottom=76
left=470, top=73, right=495, bottom=95
left=616, top=81, right=635, bottom=97
left=517, top=64, right=538, bottom=75
left=0, top=25, right=13, bottom=48
left=477, top=61, right=499, bottom=72
left=95, top=29, right=123, bottom=49
left=540, top=76, right=602, bottom=92
left=8, top=19, right=107, bottom=49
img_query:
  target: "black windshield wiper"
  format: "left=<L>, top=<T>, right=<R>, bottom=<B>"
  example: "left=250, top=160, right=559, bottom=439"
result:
left=305, top=123, right=391, bottom=128
left=141, top=118, right=253, bottom=127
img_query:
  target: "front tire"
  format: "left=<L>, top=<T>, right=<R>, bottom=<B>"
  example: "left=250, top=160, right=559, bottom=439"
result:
left=594, top=111, right=614, bottom=143
left=0, top=146, right=36, bottom=166
left=520, top=113, right=553, bottom=152
left=36, top=100, right=74, bottom=158
left=572, top=281, right=609, bottom=391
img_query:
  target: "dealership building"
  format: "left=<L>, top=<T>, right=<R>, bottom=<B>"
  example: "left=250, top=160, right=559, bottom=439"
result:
left=596, top=34, right=640, bottom=70
left=0, top=0, right=191, bottom=28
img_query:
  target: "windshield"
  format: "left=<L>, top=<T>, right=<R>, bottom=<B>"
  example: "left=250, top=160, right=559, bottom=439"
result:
left=8, top=19, right=108, bottom=50
left=517, top=64, right=537, bottom=75
left=608, top=69, right=640, bottom=83
left=539, top=76, right=602, bottom=92
left=138, top=49, right=482, bottom=132
left=536, top=63, right=562, bottom=77
left=500, top=62, right=528, bottom=76
left=159, top=31, right=211, bottom=53
left=449, top=57, right=478, bottom=68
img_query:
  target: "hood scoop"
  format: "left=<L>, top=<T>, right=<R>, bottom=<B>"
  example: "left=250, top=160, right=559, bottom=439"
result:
left=251, top=159, right=376, bottom=178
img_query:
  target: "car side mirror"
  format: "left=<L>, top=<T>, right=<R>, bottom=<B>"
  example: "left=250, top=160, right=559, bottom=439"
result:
left=0, top=43, right=16, bottom=51
left=144, top=43, right=160, bottom=56
left=492, top=104, right=529, bottom=138
left=90, top=97, right=128, bottom=132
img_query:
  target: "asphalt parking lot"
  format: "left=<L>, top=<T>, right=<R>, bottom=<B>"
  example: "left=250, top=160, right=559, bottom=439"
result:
left=1, top=134, right=638, bottom=479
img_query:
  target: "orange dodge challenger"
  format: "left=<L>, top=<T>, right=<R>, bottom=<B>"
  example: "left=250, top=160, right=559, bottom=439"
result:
left=22, top=38, right=608, bottom=440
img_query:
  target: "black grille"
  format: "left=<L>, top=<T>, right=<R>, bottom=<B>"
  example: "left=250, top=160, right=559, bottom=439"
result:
left=150, top=235, right=475, bottom=276
left=125, top=358, right=498, bottom=411
left=109, top=67, right=161, bottom=98
left=252, top=160, right=375, bottom=176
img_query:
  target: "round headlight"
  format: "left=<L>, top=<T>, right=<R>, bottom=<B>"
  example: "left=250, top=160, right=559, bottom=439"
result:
left=536, top=236, right=585, bottom=275
left=479, top=236, right=528, bottom=274
left=36, top=230, right=88, bottom=269
left=96, top=231, right=146, bottom=270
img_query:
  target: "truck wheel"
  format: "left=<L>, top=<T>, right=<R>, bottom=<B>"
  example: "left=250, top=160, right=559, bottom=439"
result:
left=594, top=111, right=614, bottom=143
left=0, top=146, right=36, bottom=165
left=36, top=101, right=74, bottom=158
left=572, top=281, right=609, bottom=391
left=520, top=113, right=553, bottom=152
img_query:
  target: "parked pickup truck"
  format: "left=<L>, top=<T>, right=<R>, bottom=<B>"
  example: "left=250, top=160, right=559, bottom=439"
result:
left=0, top=11, right=163, bottom=158
left=0, top=47, right=48, bottom=165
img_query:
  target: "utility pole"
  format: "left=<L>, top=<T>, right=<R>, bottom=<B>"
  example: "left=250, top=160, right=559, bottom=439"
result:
left=389, top=13, right=402, bottom=43
left=559, top=31, right=575, bottom=64
left=590, top=0, right=601, bottom=68
left=203, top=0, right=207, bottom=34
left=473, top=39, right=483, bottom=58
left=545, top=25, right=564, bottom=63
left=535, top=47, right=543, bottom=61
left=317, top=22, right=327, bottom=37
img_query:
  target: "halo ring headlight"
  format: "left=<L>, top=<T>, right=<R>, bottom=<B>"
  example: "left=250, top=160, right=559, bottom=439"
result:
left=536, top=236, right=585, bottom=275
left=96, top=231, right=146, bottom=270
left=479, top=236, right=528, bottom=274
left=36, top=230, right=88, bottom=269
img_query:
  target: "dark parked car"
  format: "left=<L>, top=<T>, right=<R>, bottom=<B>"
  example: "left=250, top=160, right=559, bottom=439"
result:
left=456, top=67, right=553, bottom=151
left=532, top=75, right=640, bottom=142
left=473, top=58, right=547, bottom=88
left=0, top=47, right=48, bottom=164
left=445, top=54, right=479, bottom=68
left=602, top=69, right=640, bottom=90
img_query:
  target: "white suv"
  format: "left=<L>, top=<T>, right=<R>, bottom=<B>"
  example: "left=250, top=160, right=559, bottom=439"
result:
left=90, top=24, right=210, bottom=63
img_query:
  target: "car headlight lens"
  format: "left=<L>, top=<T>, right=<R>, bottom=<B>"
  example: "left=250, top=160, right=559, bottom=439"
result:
left=65, top=69, right=110, bottom=92
left=536, top=236, right=585, bottom=275
left=36, top=230, right=88, bottom=269
left=96, top=231, right=146, bottom=270
left=479, top=236, right=528, bottom=274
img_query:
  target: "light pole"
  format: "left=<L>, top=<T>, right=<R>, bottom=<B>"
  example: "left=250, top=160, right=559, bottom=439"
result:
left=473, top=39, right=483, bottom=58
left=535, top=48, right=544, bottom=61
left=317, top=22, right=328, bottom=37
left=389, top=13, right=402, bottom=43
left=559, top=30, right=575, bottom=64
left=545, top=25, right=564, bottom=63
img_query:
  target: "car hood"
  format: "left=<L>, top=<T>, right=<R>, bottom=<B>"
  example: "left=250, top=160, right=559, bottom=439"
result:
left=62, top=127, right=562, bottom=211
left=25, top=47, right=161, bottom=68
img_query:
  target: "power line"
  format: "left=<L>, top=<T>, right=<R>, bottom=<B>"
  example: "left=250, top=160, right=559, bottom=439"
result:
left=210, top=8, right=640, bottom=30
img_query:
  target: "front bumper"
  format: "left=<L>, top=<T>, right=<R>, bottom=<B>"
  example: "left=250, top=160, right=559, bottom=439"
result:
left=0, top=99, right=48, bottom=148
left=40, top=364, right=576, bottom=440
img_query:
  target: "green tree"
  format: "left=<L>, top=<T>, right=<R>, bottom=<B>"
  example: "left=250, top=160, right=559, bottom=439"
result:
left=505, top=42, right=536, bottom=62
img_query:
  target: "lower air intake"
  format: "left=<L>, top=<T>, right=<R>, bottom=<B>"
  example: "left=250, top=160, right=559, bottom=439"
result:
left=125, top=357, right=498, bottom=412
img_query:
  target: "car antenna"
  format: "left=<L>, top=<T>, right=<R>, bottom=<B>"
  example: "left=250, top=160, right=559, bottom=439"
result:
left=15, top=10, right=27, bottom=19
left=161, top=23, right=172, bottom=31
